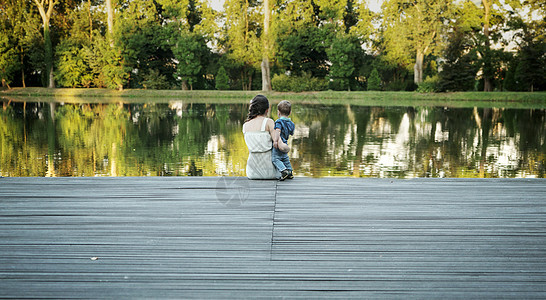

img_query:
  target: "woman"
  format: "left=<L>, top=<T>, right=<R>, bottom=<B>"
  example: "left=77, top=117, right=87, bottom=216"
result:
left=243, top=95, right=289, bottom=179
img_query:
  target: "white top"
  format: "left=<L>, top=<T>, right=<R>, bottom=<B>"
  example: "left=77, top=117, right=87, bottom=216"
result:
left=243, top=118, right=278, bottom=179
left=243, top=118, right=273, bottom=153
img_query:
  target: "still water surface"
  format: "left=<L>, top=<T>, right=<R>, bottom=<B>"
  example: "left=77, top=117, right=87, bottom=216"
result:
left=1, top=99, right=544, bottom=178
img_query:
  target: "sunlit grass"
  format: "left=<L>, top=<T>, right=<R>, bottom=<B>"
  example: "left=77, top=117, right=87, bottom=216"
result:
left=2, top=87, right=545, bottom=109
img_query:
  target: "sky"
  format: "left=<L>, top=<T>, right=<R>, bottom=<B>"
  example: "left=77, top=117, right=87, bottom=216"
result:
left=209, top=0, right=385, bottom=13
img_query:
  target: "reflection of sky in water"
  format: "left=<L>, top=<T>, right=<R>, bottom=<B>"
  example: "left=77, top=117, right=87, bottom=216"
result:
left=0, top=101, right=544, bottom=178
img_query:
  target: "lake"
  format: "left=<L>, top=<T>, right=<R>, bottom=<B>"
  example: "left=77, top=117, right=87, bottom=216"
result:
left=1, top=98, right=544, bottom=178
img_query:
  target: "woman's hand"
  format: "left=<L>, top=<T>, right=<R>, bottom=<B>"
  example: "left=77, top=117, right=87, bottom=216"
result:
left=277, top=138, right=290, bottom=153
left=268, top=119, right=290, bottom=152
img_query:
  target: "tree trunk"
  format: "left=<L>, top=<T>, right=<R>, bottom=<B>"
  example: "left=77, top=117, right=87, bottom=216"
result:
left=261, top=58, right=271, bottom=91
left=20, top=47, right=26, bottom=88
left=181, top=80, right=189, bottom=90
left=2, top=79, right=11, bottom=89
left=106, top=0, right=114, bottom=46
left=261, top=0, right=272, bottom=91
left=414, top=51, right=424, bottom=84
left=247, top=72, right=253, bottom=91
left=34, top=0, right=56, bottom=88
left=44, top=23, right=55, bottom=88
left=241, top=70, right=245, bottom=90
left=105, top=0, right=121, bottom=90
left=482, top=0, right=492, bottom=92
left=88, top=0, right=93, bottom=42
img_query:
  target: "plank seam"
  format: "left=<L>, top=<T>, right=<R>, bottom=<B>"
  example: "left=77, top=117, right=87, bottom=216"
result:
left=269, top=181, right=278, bottom=261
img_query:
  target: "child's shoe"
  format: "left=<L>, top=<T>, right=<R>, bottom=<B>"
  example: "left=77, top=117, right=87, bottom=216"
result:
left=287, top=170, right=294, bottom=179
left=279, top=169, right=290, bottom=181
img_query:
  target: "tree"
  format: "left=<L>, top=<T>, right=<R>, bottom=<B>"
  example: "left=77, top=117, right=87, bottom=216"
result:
left=314, top=0, right=348, bottom=27
left=349, top=1, right=375, bottom=47
left=327, top=33, right=361, bottom=91
left=435, top=0, right=483, bottom=91
left=382, top=0, right=453, bottom=84
left=55, top=39, right=92, bottom=88
left=367, top=68, right=381, bottom=91
left=505, top=4, right=546, bottom=92
left=0, top=0, right=41, bottom=88
left=172, top=33, right=209, bottom=90
left=471, top=0, right=522, bottom=91
left=481, top=0, right=493, bottom=91
left=0, top=34, right=17, bottom=88
left=224, top=0, right=261, bottom=90
left=276, top=25, right=334, bottom=78
left=261, top=0, right=271, bottom=91
left=503, top=57, right=518, bottom=91
left=53, top=1, right=99, bottom=88
left=32, top=0, right=57, bottom=88
left=159, top=0, right=215, bottom=90
left=514, top=40, right=546, bottom=92
left=106, top=0, right=113, bottom=45
left=115, top=0, right=176, bottom=89
left=215, top=66, right=229, bottom=90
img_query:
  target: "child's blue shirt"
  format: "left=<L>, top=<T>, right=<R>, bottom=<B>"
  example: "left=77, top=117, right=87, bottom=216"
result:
left=274, top=117, right=295, bottom=143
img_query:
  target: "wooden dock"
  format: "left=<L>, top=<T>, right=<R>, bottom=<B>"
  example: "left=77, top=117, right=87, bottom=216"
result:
left=1, top=177, right=545, bottom=298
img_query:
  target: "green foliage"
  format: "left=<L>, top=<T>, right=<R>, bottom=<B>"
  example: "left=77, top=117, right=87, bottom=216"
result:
left=381, top=0, right=454, bottom=83
left=215, top=66, right=229, bottom=90
left=314, top=0, right=348, bottom=26
left=277, top=25, right=334, bottom=78
left=0, top=32, right=17, bottom=87
left=54, top=39, right=93, bottom=88
left=349, top=2, right=375, bottom=44
left=503, top=59, right=519, bottom=91
left=141, top=69, right=170, bottom=90
left=367, top=68, right=381, bottom=91
left=271, top=73, right=328, bottom=92
left=438, top=31, right=479, bottom=92
left=417, top=75, right=440, bottom=93
left=223, top=0, right=262, bottom=90
left=385, top=80, right=415, bottom=91
left=511, top=23, right=546, bottom=91
left=172, top=33, right=210, bottom=90
left=327, top=33, right=362, bottom=91
left=115, top=0, right=174, bottom=89
left=101, top=42, right=130, bottom=90
left=0, top=0, right=544, bottom=93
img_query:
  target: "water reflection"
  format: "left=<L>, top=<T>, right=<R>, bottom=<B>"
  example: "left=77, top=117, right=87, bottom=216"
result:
left=1, top=99, right=544, bottom=178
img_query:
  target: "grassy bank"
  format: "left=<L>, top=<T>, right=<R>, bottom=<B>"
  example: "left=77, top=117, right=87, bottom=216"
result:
left=2, top=87, right=545, bottom=108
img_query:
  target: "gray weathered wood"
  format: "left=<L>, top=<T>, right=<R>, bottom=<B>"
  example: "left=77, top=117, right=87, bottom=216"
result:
left=1, top=177, right=545, bottom=298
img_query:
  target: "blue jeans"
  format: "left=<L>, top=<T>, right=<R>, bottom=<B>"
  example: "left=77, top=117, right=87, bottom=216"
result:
left=272, top=148, right=292, bottom=172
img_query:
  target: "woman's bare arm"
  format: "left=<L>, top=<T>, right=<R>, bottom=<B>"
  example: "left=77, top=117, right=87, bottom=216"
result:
left=267, top=119, right=290, bottom=152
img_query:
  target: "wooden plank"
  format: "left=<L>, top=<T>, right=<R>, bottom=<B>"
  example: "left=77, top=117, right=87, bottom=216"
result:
left=1, top=177, right=545, bottom=298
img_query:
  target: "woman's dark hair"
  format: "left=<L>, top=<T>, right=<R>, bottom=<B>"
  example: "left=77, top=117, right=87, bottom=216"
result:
left=245, top=95, right=269, bottom=122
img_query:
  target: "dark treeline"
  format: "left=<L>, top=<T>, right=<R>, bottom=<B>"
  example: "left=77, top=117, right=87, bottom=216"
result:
left=0, top=0, right=544, bottom=92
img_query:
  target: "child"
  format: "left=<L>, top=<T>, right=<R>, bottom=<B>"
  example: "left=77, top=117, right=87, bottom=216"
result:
left=272, top=100, right=295, bottom=181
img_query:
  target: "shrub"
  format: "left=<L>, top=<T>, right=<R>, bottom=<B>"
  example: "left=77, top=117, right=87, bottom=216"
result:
left=416, top=75, right=440, bottom=93
left=503, top=62, right=519, bottom=91
left=385, top=80, right=417, bottom=91
left=328, top=78, right=350, bottom=91
left=367, top=68, right=381, bottom=91
left=272, top=74, right=292, bottom=91
left=215, top=66, right=229, bottom=90
left=272, top=73, right=328, bottom=92
left=385, top=80, right=406, bottom=91
left=141, top=69, right=169, bottom=90
left=55, top=39, right=93, bottom=88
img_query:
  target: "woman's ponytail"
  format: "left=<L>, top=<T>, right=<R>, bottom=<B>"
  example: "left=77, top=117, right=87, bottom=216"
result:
left=245, top=95, right=269, bottom=122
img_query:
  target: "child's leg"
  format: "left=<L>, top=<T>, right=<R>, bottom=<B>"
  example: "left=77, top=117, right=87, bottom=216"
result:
left=280, top=153, right=292, bottom=171
left=272, top=148, right=287, bottom=172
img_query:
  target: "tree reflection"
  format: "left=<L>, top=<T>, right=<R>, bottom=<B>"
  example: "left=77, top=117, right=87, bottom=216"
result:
left=0, top=99, right=544, bottom=178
